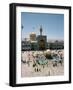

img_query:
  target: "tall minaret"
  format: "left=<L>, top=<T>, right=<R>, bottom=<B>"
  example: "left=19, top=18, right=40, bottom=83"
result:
left=40, top=26, right=43, bottom=36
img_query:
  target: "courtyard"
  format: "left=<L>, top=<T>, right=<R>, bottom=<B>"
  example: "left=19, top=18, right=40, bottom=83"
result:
left=21, top=50, right=64, bottom=77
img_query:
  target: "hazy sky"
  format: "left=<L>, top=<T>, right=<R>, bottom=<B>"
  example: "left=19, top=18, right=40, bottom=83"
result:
left=21, top=12, right=64, bottom=41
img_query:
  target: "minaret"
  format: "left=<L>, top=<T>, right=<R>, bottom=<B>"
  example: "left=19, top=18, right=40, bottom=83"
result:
left=40, top=26, right=43, bottom=36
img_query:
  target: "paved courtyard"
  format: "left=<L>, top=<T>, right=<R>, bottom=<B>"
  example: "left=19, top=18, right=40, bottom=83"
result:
left=21, top=50, right=64, bottom=77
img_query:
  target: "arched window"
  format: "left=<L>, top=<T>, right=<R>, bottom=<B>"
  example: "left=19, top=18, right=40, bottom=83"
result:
left=39, top=39, right=45, bottom=50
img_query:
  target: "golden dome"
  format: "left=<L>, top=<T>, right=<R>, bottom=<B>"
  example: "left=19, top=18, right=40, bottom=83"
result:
left=30, top=32, right=36, bottom=35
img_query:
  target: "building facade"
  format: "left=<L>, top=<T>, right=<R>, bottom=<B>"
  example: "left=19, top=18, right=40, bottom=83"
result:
left=22, top=40, right=31, bottom=51
left=36, top=26, right=47, bottom=50
left=37, top=35, right=47, bottom=50
left=21, top=26, right=64, bottom=51
left=48, top=41, right=64, bottom=50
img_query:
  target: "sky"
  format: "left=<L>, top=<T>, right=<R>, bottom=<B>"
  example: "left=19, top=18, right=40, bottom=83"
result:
left=21, top=12, right=64, bottom=41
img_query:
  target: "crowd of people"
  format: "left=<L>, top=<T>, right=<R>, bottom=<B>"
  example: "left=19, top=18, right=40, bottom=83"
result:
left=21, top=50, right=64, bottom=77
